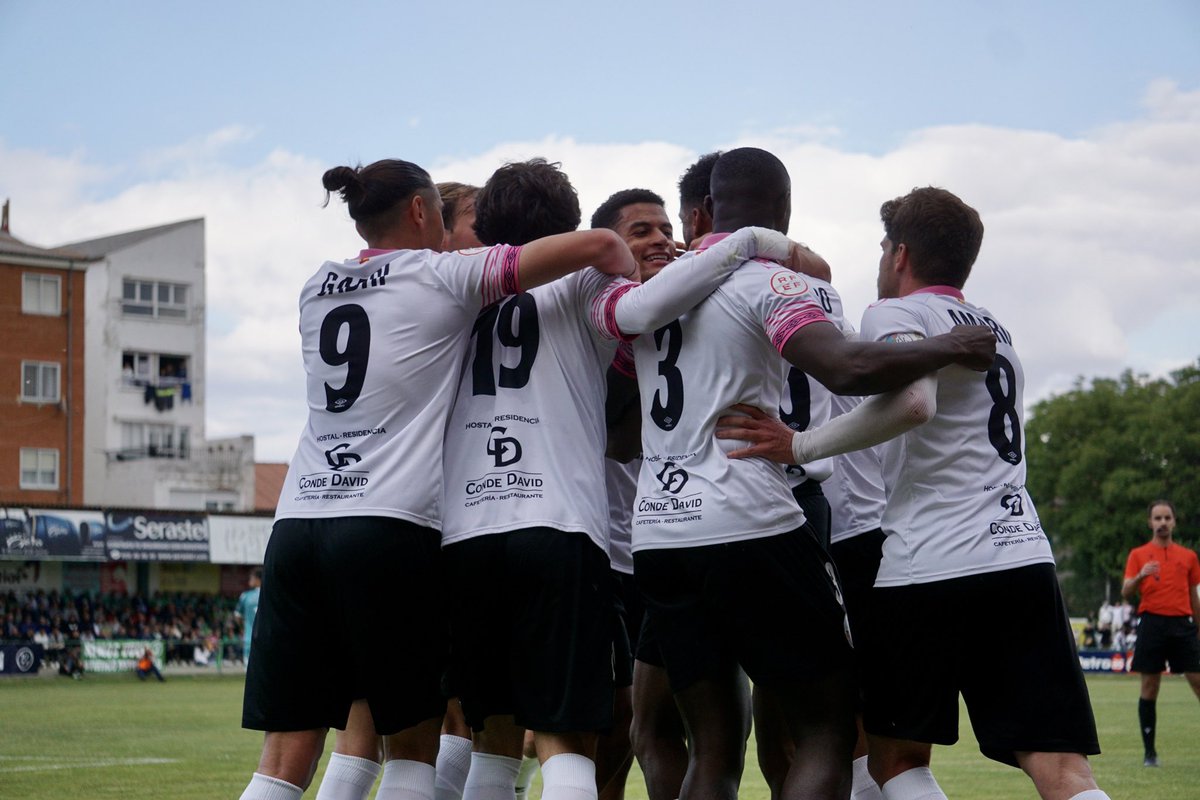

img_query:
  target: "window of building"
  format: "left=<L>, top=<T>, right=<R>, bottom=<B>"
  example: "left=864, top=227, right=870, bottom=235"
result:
left=121, top=279, right=189, bottom=319
left=21, top=361, right=61, bottom=403
left=119, top=422, right=191, bottom=459
left=121, top=352, right=190, bottom=387
left=19, top=448, right=59, bottom=490
left=22, top=273, right=62, bottom=315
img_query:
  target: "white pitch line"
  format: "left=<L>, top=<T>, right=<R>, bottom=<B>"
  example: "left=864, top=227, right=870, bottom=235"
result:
left=0, top=757, right=178, bottom=773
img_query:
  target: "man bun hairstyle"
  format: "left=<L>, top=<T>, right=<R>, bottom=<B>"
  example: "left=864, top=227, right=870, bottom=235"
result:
left=590, top=188, right=665, bottom=231
left=473, top=158, right=581, bottom=246
left=323, top=159, right=435, bottom=240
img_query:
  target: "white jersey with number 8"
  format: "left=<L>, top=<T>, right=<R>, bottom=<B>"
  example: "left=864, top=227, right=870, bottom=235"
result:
left=859, top=288, right=1055, bottom=586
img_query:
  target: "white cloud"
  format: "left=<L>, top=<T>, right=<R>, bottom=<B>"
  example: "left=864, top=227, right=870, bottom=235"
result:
left=1, top=80, right=1197, bottom=460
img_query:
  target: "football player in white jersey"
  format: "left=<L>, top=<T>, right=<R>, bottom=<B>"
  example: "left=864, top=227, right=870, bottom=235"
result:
left=239, top=158, right=644, bottom=800
left=629, top=149, right=997, bottom=800
left=716, top=187, right=1108, bottom=800
left=440, top=160, right=796, bottom=800
left=590, top=187, right=684, bottom=800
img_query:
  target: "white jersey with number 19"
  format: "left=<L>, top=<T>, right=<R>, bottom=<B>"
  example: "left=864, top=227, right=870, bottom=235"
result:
left=275, top=245, right=522, bottom=527
left=631, top=234, right=831, bottom=551
left=859, top=287, right=1054, bottom=586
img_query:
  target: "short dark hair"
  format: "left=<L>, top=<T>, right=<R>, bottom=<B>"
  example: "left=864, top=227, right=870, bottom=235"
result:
left=251, top=567, right=263, bottom=580
left=590, top=188, right=665, bottom=231
left=1147, top=499, right=1176, bottom=518
left=678, top=151, right=721, bottom=210
left=436, top=182, right=479, bottom=229
left=322, top=159, right=435, bottom=241
left=709, top=148, right=790, bottom=228
left=473, top=159, right=581, bottom=246
left=880, top=187, right=984, bottom=289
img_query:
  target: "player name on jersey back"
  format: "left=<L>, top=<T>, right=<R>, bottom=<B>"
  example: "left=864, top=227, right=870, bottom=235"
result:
left=275, top=245, right=520, bottom=527
left=860, top=288, right=1054, bottom=585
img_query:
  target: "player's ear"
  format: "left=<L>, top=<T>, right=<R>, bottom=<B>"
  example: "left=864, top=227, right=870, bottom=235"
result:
left=408, top=193, right=426, bottom=226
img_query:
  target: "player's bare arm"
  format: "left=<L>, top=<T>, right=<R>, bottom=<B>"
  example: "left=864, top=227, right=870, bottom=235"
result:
left=517, top=228, right=636, bottom=289
left=716, top=373, right=937, bottom=464
left=780, top=320, right=995, bottom=396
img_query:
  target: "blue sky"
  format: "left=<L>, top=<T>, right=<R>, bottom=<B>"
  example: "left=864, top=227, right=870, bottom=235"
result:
left=2, top=1, right=1198, bottom=460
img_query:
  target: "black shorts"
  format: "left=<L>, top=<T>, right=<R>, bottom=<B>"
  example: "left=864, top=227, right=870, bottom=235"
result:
left=862, top=563, right=1099, bottom=767
left=444, top=528, right=614, bottom=733
left=242, top=517, right=447, bottom=736
left=1131, top=613, right=1200, bottom=673
left=792, top=479, right=831, bottom=552
left=634, top=525, right=853, bottom=693
left=634, top=606, right=667, bottom=669
left=829, top=528, right=885, bottom=639
left=612, top=570, right=642, bottom=688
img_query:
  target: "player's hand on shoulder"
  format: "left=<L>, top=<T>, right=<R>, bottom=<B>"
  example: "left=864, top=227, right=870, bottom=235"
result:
left=946, top=324, right=997, bottom=371
left=783, top=241, right=832, bottom=282
left=715, top=403, right=795, bottom=463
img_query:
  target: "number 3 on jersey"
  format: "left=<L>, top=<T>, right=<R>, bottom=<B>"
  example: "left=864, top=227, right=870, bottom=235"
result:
left=470, top=294, right=540, bottom=396
left=651, top=320, right=684, bottom=430
left=319, top=304, right=370, bottom=413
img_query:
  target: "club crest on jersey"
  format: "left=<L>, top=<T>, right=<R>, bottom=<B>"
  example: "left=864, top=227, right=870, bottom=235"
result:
left=1000, top=493, right=1025, bottom=516
left=325, top=443, right=362, bottom=471
left=655, top=461, right=690, bottom=495
left=770, top=271, right=809, bottom=297
left=486, top=427, right=522, bottom=467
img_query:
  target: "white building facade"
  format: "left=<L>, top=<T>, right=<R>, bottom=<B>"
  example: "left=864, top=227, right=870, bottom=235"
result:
left=65, top=219, right=254, bottom=511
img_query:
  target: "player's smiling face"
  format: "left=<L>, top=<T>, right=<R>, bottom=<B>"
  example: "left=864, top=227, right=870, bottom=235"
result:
left=614, top=203, right=675, bottom=282
left=1148, top=504, right=1176, bottom=538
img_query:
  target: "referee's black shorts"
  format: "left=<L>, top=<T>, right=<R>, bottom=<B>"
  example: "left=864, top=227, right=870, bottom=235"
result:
left=1131, top=612, right=1200, bottom=674
left=242, top=516, right=448, bottom=736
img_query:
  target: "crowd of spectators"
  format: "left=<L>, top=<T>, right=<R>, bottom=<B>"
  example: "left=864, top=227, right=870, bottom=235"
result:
left=0, top=588, right=245, bottom=670
left=1080, top=598, right=1137, bottom=651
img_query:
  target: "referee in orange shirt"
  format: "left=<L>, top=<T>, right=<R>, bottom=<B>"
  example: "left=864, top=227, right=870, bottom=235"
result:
left=1122, top=499, right=1200, bottom=766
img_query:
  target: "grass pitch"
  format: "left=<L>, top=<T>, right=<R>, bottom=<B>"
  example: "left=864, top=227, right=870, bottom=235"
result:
left=1, top=671, right=1196, bottom=798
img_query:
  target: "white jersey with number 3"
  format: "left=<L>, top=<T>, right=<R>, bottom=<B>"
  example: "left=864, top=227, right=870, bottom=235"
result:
left=275, top=245, right=522, bottom=527
left=631, top=235, right=831, bottom=551
left=859, top=287, right=1054, bottom=585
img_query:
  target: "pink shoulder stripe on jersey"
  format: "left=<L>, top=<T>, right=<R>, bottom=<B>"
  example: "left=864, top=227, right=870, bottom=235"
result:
left=481, top=245, right=523, bottom=306
left=909, top=285, right=964, bottom=300
left=695, top=232, right=732, bottom=251
left=767, top=302, right=829, bottom=353
left=591, top=280, right=638, bottom=341
left=611, top=341, right=636, bottom=378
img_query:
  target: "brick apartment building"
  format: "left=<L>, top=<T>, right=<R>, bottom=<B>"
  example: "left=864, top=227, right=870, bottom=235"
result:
left=0, top=200, right=90, bottom=505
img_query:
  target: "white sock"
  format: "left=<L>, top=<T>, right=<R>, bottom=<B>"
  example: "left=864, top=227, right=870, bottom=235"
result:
left=1067, top=792, right=1111, bottom=800
left=539, top=754, right=597, bottom=800
left=240, top=772, right=304, bottom=800
left=851, top=755, right=883, bottom=800
left=462, top=753, right=522, bottom=800
left=316, top=752, right=382, bottom=800
left=436, top=735, right=474, bottom=800
left=880, top=767, right=947, bottom=800
left=377, top=759, right=437, bottom=800
left=514, top=756, right=540, bottom=800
